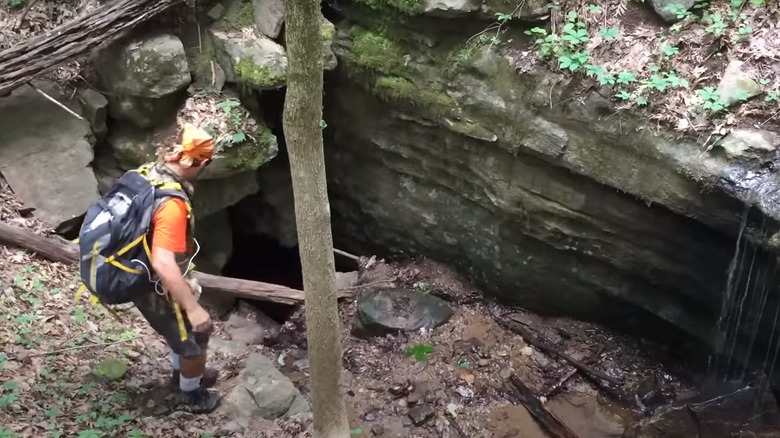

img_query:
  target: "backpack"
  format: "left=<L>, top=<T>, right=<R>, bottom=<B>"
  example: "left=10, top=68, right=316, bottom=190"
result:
left=76, top=164, right=191, bottom=305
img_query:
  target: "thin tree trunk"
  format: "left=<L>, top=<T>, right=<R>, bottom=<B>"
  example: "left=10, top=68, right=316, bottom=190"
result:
left=282, top=0, right=350, bottom=437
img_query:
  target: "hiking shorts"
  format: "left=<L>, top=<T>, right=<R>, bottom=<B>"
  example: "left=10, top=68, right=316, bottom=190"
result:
left=131, top=288, right=210, bottom=359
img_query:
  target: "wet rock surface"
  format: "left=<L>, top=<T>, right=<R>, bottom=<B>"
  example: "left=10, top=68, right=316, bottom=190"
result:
left=354, top=287, right=454, bottom=336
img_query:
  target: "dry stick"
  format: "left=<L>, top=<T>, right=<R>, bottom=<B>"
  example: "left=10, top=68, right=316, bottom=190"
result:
left=18, top=335, right=144, bottom=359
left=27, top=82, right=84, bottom=120
left=509, top=374, right=581, bottom=438
left=334, top=248, right=360, bottom=261
left=503, top=319, right=622, bottom=385
left=543, top=346, right=606, bottom=399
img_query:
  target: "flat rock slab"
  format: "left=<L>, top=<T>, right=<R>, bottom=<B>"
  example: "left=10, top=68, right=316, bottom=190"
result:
left=0, top=81, right=99, bottom=227
left=224, top=352, right=310, bottom=421
left=355, top=288, right=454, bottom=336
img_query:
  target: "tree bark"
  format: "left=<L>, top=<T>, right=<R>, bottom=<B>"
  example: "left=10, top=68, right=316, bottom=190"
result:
left=0, top=0, right=183, bottom=95
left=282, top=0, right=350, bottom=436
left=0, top=221, right=324, bottom=305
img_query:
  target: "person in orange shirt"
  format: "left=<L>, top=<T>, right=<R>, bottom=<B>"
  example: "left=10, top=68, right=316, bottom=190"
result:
left=130, top=123, right=221, bottom=414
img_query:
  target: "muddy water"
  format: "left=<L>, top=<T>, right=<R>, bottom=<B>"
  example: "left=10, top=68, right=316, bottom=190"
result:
left=488, top=392, right=633, bottom=438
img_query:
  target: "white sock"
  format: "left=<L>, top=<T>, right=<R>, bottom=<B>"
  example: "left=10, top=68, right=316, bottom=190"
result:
left=180, top=374, right=202, bottom=392
left=169, top=348, right=181, bottom=371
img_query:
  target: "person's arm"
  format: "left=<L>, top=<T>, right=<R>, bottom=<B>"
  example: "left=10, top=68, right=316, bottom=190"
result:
left=151, top=246, right=200, bottom=313
left=149, top=199, right=212, bottom=331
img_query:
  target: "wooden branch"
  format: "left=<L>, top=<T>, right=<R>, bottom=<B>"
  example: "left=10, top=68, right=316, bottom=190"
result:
left=0, top=0, right=184, bottom=94
left=0, top=220, right=327, bottom=305
left=503, top=319, right=621, bottom=385
left=509, top=374, right=581, bottom=438
left=543, top=346, right=606, bottom=399
left=11, top=0, right=41, bottom=30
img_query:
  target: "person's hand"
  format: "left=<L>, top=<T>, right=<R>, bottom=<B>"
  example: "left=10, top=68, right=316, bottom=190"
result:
left=187, top=304, right=212, bottom=332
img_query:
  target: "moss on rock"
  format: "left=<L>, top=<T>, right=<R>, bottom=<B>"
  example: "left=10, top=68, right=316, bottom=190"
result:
left=349, top=26, right=407, bottom=75
left=234, top=56, right=286, bottom=88
left=221, top=0, right=255, bottom=31
left=373, top=76, right=455, bottom=116
left=226, top=126, right=277, bottom=170
left=352, top=0, right=424, bottom=15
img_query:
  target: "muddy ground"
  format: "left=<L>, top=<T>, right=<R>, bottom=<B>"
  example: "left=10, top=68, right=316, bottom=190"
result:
left=211, top=256, right=701, bottom=438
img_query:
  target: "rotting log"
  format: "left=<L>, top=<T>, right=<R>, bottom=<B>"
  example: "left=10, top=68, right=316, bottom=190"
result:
left=0, top=0, right=184, bottom=95
left=0, top=221, right=343, bottom=305
left=509, top=374, right=581, bottom=438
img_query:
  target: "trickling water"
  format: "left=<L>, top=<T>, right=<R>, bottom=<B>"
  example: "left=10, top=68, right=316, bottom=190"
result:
left=707, top=206, right=749, bottom=380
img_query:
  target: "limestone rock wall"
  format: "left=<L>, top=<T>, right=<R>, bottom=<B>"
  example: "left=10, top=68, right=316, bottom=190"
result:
left=321, top=1, right=780, bottom=355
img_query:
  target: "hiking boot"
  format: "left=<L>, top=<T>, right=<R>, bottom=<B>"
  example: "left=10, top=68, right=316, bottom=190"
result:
left=171, top=368, right=219, bottom=389
left=179, top=387, right=221, bottom=415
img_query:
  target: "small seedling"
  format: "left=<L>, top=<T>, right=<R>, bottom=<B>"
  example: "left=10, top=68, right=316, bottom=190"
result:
left=405, top=343, right=434, bottom=362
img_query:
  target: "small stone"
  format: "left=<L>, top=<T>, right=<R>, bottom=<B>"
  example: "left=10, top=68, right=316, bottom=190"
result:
left=478, top=359, right=490, bottom=367
left=521, top=346, right=534, bottom=356
left=716, top=129, right=780, bottom=158
left=408, top=404, right=435, bottom=426
left=371, top=424, right=385, bottom=436
left=402, top=416, right=413, bottom=427
left=648, top=0, right=695, bottom=23
left=364, top=412, right=376, bottom=422
left=717, top=60, right=762, bottom=107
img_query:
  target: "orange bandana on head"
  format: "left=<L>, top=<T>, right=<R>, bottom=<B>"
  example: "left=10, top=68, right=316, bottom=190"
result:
left=172, top=123, right=215, bottom=168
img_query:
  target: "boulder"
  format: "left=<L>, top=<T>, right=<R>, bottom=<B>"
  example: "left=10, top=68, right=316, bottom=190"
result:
left=354, top=288, right=454, bottom=336
left=193, top=170, right=260, bottom=217
left=106, top=122, right=159, bottom=169
left=648, top=0, right=695, bottom=23
left=253, top=0, right=285, bottom=38
left=95, top=33, right=192, bottom=98
left=715, top=129, right=780, bottom=159
left=209, top=28, right=288, bottom=89
left=717, top=60, right=762, bottom=107
left=76, top=88, right=109, bottom=138
left=106, top=93, right=183, bottom=129
left=622, top=384, right=779, bottom=438
left=0, top=81, right=99, bottom=227
left=224, top=353, right=310, bottom=420
left=320, top=14, right=338, bottom=71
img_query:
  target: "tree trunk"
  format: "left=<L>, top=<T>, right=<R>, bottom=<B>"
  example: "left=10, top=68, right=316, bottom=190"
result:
left=282, top=0, right=350, bottom=436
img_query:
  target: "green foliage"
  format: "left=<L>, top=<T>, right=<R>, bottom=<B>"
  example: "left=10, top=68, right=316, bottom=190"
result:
left=405, top=343, right=434, bottom=362
left=696, top=87, right=728, bottom=112
left=525, top=11, right=591, bottom=73
left=445, top=34, right=491, bottom=76
left=373, top=76, right=454, bottom=116
left=4, top=0, right=26, bottom=8
left=352, top=0, right=424, bottom=15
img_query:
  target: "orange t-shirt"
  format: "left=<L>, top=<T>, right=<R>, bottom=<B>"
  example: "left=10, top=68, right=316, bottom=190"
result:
left=150, top=198, right=189, bottom=253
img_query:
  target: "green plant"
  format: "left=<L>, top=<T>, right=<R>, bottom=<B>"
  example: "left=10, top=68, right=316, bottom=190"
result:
left=4, top=0, right=26, bottom=7
left=405, top=343, right=434, bottom=362
left=525, top=11, right=591, bottom=73
left=696, top=87, right=728, bottom=112
left=0, top=429, right=18, bottom=438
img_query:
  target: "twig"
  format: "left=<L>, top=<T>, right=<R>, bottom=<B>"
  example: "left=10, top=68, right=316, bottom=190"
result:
left=334, top=248, right=360, bottom=261
left=11, top=0, right=41, bottom=30
left=445, top=413, right=468, bottom=438
left=341, top=279, right=397, bottom=291
left=28, top=83, right=85, bottom=121
left=543, top=346, right=606, bottom=399
left=509, top=374, right=581, bottom=438
left=17, top=336, right=143, bottom=359
left=502, top=319, right=622, bottom=385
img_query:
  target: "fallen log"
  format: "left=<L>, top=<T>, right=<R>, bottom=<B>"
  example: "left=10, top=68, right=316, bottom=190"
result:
left=0, top=0, right=184, bottom=94
left=509, top=374, right=581, bottom=438
left=0, top=221, right=331, bottom=305
left=503, top=319, right=622, bottom=385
